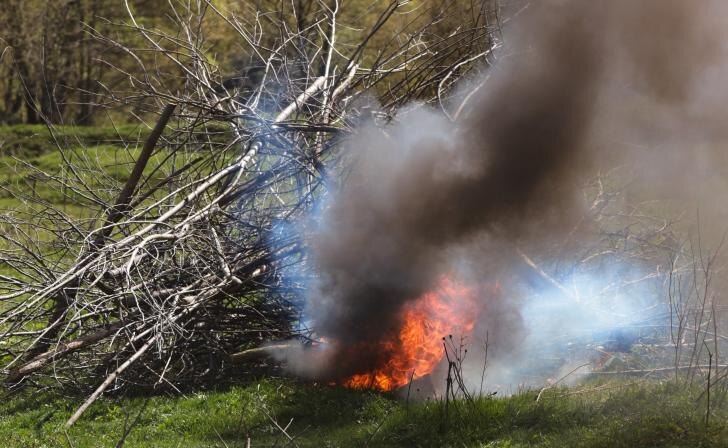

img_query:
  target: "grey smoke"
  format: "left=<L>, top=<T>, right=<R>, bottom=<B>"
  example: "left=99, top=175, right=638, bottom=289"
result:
left=289, top=0, right=728, bottom=386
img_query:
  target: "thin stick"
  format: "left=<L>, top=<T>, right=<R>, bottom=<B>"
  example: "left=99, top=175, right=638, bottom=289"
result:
left=536, top=363, right=590, bottom=402
left=406, top=369, right=415, bottom=410
left=65, top=331, right=160, bottom=427
left=516, top=248, right=575, bottom=300
left=97, top=103, right=177, bottom=244
left=706, top=350, right=712, bottom=426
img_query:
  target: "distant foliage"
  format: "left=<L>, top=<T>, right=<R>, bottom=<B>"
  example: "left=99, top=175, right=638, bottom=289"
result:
left=0, top=0, right=494, bottom=125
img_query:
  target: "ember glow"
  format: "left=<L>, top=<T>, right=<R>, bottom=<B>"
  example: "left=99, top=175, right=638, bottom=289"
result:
left=343, top=277, right=479, bottom=391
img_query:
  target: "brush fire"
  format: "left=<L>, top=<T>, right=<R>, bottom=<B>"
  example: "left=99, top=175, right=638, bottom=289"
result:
left=266, top=0, right=727, bottom=398
left=342, top=277, right=479, bottom=391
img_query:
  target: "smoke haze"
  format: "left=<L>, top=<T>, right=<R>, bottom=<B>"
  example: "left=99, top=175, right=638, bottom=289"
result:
left=285, top=0, right=728, bottom=387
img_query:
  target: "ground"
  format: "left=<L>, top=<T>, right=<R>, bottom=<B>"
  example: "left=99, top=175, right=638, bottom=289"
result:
left=1, top=377, right=727, bottom=447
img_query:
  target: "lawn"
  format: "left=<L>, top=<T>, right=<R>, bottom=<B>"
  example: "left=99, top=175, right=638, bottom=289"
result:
left=1, top=377, right=726, bottom=447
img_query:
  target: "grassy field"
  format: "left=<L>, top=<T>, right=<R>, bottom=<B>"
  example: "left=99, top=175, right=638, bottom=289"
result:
left=0, top=124, right=151, bottom=158
left=1, top=377, right=727, bottom=448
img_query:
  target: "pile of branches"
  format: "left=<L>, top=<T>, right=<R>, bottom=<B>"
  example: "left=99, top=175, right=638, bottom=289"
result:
left=0, top=0, right=499, bottom=425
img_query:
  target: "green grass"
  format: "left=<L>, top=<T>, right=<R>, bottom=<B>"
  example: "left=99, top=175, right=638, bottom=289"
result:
left=0, top=122, right=233, bottom=212
left=0, top=124, right=150, bottom=158
left=0, top=124, right=142, bottom=216
left=0, top=142, right=202, bottom=220
left=1, top=378, right=726, bottom=447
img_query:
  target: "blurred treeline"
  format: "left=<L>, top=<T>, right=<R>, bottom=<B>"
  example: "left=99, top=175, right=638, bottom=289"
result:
left=0, top=0, right=493, bottom=126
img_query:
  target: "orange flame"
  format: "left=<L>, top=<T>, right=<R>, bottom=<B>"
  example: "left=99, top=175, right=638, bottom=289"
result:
left=344, top=277, right=478, bottom=391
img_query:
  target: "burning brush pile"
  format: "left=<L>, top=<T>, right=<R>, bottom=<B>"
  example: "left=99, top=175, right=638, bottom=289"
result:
left=4, top=0, right=728, bottom=427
